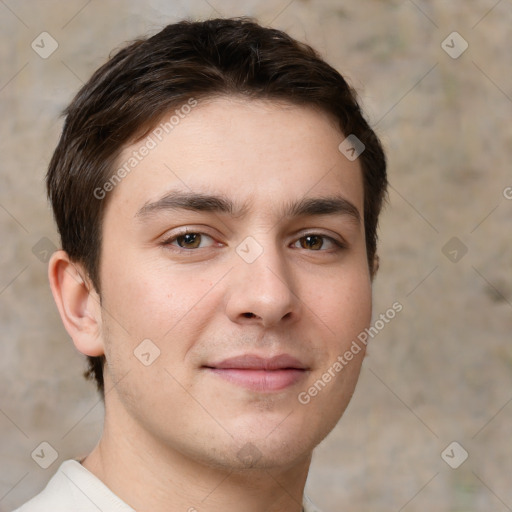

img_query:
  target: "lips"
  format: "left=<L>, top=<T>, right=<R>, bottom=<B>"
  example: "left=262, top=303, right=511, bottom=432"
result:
left=207, top=354, right=307, bottom=371
left=203, top=354, right=309, bottom=392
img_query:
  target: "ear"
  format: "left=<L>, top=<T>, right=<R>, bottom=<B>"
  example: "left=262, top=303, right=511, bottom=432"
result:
left=48, top=250, right=104, bottom=357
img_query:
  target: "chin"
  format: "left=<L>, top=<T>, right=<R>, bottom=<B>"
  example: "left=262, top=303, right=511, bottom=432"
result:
left=176, top=420, right=318, bottom=473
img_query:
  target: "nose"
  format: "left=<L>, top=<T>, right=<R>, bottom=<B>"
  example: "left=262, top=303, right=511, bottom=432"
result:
left=225, top=239, right=300, bottom=329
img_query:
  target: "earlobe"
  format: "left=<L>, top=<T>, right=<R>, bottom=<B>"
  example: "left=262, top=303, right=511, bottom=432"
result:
left=48, top=250, right=105, bottom=357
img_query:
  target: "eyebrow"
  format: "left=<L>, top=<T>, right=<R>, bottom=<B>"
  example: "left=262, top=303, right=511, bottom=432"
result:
left=135, top=190, right=361, bottom=225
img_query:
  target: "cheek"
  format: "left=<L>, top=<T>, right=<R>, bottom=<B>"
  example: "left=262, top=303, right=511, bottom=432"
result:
left=304, top=271, right=371, bottom=407
left=99, top=263, right=216, bottom=397
left=310, top=267, right=372, bottom=344
left=100, top=248, right=215, bottom=341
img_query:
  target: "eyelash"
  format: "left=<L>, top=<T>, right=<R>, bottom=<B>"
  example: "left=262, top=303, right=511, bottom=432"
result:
left=161, top=229, right=346, bottom=253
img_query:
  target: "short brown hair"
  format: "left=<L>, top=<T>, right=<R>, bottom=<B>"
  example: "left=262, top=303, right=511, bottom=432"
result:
left=47, top=17, right=387, bottom=398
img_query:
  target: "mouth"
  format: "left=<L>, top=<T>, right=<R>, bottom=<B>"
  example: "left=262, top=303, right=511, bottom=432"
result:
left=202, top=354, right=309, bottom=392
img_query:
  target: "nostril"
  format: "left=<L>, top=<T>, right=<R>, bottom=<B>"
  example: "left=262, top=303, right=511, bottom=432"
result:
left=243, top=312, right=255, bottom=318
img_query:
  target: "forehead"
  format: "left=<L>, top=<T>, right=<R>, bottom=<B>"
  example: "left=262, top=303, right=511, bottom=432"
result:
left=107, top=96, right=364, bottom=220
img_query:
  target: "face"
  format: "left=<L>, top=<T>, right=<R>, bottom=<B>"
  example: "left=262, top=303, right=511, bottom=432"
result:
left=96, top=96, right=372, bottom=470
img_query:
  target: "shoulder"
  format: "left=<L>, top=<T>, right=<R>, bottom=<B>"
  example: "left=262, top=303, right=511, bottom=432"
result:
left=12, top=460, right=77, bottom=512
left=11, top=459, right=135, bottom=512
left=303, top=493, right=325, bottom=512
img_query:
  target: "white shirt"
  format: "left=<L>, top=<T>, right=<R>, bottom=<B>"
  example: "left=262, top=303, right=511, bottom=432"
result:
left=12, top=460, right=323, bottom=512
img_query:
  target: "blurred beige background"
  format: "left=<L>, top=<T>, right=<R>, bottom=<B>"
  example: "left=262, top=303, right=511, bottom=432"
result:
left=1, top=1, right=511, bottom=511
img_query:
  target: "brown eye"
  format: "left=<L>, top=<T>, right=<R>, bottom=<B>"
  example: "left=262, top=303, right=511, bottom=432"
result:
left=300, top=235, right=323, bottom=250
left=162, top=231, right=215, bottom=250
left=176, top=233, right=202, bottom=249
left=295, top=234, right=343, bottom=251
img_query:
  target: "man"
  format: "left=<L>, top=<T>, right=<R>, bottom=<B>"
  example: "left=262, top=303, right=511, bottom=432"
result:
left=14, top=17, right=387, bottom=512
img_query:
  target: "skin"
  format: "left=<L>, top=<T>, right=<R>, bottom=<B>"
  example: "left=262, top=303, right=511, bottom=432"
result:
left=48, top=96, right=374, bottom=512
